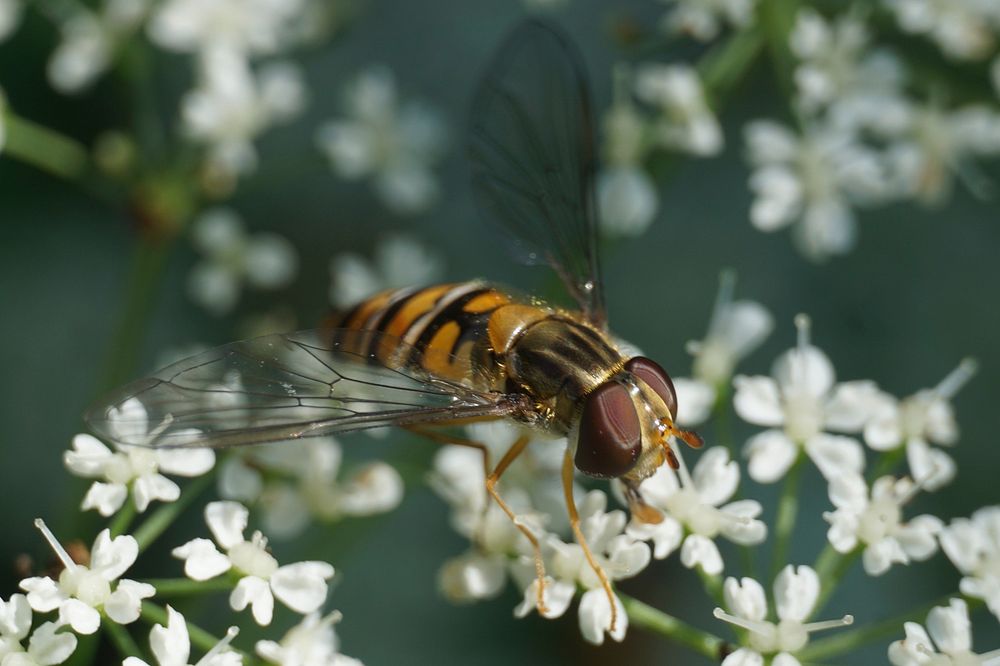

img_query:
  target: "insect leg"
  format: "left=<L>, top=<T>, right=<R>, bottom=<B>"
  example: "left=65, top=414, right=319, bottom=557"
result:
left=406, top=425, right=550, bottom=614
left=562, top=445, right=618, bottom=633
left=486, top=434, right=550, bottom=615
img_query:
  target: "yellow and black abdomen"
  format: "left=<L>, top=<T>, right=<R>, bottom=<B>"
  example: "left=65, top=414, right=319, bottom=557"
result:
left=329, top=281, right=523, bottom=388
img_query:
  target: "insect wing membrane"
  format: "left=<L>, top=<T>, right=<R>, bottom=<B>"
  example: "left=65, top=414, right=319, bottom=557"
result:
left=468, top=20, right=606, bottom=326
left=86, top=329, right=512, bottom=449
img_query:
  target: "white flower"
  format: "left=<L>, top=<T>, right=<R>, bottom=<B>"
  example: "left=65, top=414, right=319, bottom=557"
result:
left=316, top=65, right=447, bottom=215
left=0, top=594, right=78, bottom=666
left=883, top=103, right=1000, bottom=205
left=123, top=606, right=241, bottom=666
left=940, top=506, right=1000, bottom=620
left=889, top=598, right=1000, bottom=665
left=626, top=447, right=766, bottom=575
left=188, top=207, right=298, bottom=315
left=20, top=521, right=154, bottom=635
left=181, top=49, right=306, bottom=180
left=147, top=0, right=306, bottom=57
left=172, top=501, right=334, bottom=625
left=514, top=491, right=649, bottom=645
left=329, top=234, right=444, bottom=309
left=65, top=401, right=214, bottom=516
left=47, top=0, right=149, bottom=94
left=734, top=315, right=878, bottom=483
left=864, top=359, right=977, bottom=491
left=676, top=271, right=774, bottom=426
left=882, top=0, right=997, bottom=61
left=598, top=65, right=657, bottom=237
left=218, top=437, right=403, bottom=540
left=256, top=610, right=363, bottom=666
left=744, top=120, right=890, bottom=260
left=0, top=0, right=22, bottom=43
left=659, top=0, right=755, bottom=41
left=714, top=565, right=854, bottom=666
left=635, top=63, right=722, bottom=156
left=824, top=473, right=942, bottom=576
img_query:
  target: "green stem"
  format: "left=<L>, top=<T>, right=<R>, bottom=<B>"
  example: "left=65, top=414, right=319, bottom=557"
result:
left=698, top=568, right=725, bottom=607
left=142, top=576, right=237, bottom=596
left=698, top=26, right=766, bottom=105
left=103, top=619, right=143, bottom=659
left=140, top=602, right=259, bottom=664
left=108, top=498, right=138, bottom=537
left=798, top=595, right=982, bottom=661
left=771, top=452, right=805, bottom=582
left=811, top=544, right=860, bottom=618
left=133, top=472, right=215, bottom=551
left=1, top=113, right=90, bottom=180
left=619, top=592, right=728, bottom=660
left=869, top=448, right=906, bottom=483
left=757, top=0, right=800, bottom=99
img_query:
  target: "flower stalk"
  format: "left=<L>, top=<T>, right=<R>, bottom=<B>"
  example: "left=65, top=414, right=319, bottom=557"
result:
left=619, top=592, right=728, bottom=659
left=770, top=451, right=805, bottom=581
left=1, top=112, right=89, bottom=180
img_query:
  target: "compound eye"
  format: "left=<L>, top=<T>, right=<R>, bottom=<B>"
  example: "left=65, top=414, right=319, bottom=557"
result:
left=575, top=381, right=641, bottom=479
left=625, top=356, right=677, bottom=420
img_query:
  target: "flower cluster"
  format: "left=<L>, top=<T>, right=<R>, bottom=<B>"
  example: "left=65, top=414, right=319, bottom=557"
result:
left=316, top=66, right=448, bottom=215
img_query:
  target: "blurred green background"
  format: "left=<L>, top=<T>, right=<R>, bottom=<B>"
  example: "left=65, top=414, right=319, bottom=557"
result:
left=2, top=0, right=999, bottom=664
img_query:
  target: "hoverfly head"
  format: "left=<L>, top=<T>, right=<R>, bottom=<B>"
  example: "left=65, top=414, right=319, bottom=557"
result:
left=573, top=356, right=702, bottom=482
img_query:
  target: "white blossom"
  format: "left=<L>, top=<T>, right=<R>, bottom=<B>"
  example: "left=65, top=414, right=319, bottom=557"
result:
left=172, top=501, right=334, bottom=625
left=734, top=315, right=878, bottom=483
left=515, top=491, right=648, bottom=645
left=188, top=207, right=298, bottom=315
left=123, top=606, right=241, bottom=666
left=889, top=598, right=1000, bottom=665
left=0, top=594, right=78, bottom=666
left=218, top=437, right=403, bottom=540
left=635, top=63, right=723, bottom=156
left=744, top=119, right=890, bottom=260
left=20, top=522, right=154, bottom=635
left=864, top=359, right=977, bottom=491
left=64, top=400, right=214, bottom=516
left=714, top=565, right=854, bottom=666
left=824, top=473, right=941, bottom=576
left=882, top=0, right=998, bottom=61
left=47, top=0, right=149, bottom=94
left=329, top=234, right=444, bottom=309
left=598, top=65, right=657, bottom=237
left=316, top=66, right=447, bottom=215
left=181, top=48, right=306, bottom=179
left=940, top=506, right=1000, bottom=621
left=676, top=272, right=772, bottom=426
left=659, top=0, right=755, bottom=41
left=147, top=0, right=306, bottom=57
left=626, top=447, right=766, bottom=575
left=256, top=611, right=363, bottom=666
left=882, top=103, right=1000, bottom=205
left=0, top=0, right=22, bottom=43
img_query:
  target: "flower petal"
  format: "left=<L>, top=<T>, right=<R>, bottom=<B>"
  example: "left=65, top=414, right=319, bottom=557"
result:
left=673, top=378, right=716, bottom=427
left=906, top=440, right=955, bottom=491
left=514, top=576, right=574, bottom=620
left=63, top=434, right=113, bottom=477
left=722, top=648, right=765, bottom=666
left=926, top=598, right=971, bottom=654
left=896, top=515, right=943, bottom=561
left=577, top=588, right=627, bottom=645
left=60, top=598, right=101, bottom=635
left=805, top=434, right=864, bottom=480
left=90, top=530, right=138, bottom=581
left=149, top=605, right=191, bottom=666
left=336, top=462, right=404, bottom=516
left=744, top=430, right=797, bottom=484
left=27, top=621, right=79, bottom=665
left=205, top=501, right=249, bottom=550
left=626, top=515, right=683, bottom=560
left=773, top=346, right=834, bottom=398
left=270, top=561, right=335, bottom=615
left=723, top=576, right=767, bottom=622
left=862, top=537, right=908, bottom=576
left=733, top=376, right=785, bottom=427
left=19, top=577, right=65, bottom=613
left=824, top=381, right=882, bottom=432
left=231, top=575, right=274, bottom=626
left=105, top=580, right=155, bottom=625
left=156, top=446, right=215, bottom=477
left=0, top=593, right=31, bottom=639
left=172, top=538, right=232, bottom=581
left=80, top=482, right=128, bottom=517
left=438, top=552, right=507, bottom=602
left=774, top=565, right=819, bottom=622
left=719, top=500, right=767, bottom=545
left=133, top=474, right=180, bottom=513
left=680, top=534, right=723, bottom=575
left=692, top=447, right=739, bottom=506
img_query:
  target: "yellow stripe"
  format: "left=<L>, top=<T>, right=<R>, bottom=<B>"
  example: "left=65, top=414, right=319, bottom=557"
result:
left=382, top=284, right=454, bottom=343
left=464, top=290, right=511, bottom=313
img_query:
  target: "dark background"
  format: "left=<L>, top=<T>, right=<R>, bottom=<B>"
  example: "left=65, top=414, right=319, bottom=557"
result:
left=1, top=0, right=998, bottom=663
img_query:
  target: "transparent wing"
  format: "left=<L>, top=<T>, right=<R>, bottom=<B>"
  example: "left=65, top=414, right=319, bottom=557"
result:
left=86, top=329, right=525, bottom=449
left=468, top=20, right=606, bottom=328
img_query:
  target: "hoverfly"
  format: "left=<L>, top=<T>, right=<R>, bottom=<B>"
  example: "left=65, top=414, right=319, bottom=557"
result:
left=87, top=20, right=702, bottom=632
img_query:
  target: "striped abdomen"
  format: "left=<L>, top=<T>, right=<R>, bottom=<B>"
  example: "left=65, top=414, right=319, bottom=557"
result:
left=332, top=281, right=626, bottom=434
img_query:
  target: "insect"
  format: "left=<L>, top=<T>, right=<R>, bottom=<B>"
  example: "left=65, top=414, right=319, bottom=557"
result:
left=87, top=20, right=702, bottom=633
